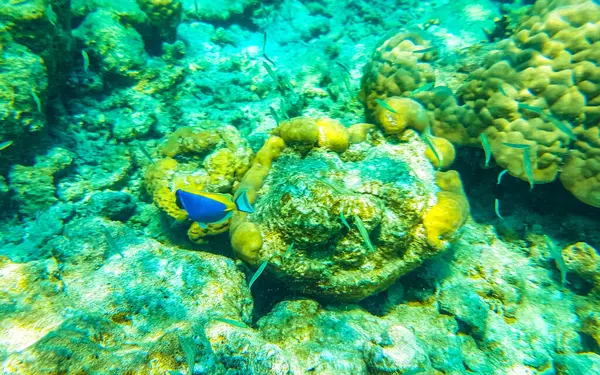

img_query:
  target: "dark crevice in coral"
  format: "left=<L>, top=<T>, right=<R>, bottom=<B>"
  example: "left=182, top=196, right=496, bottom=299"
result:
left=578, top=332, right=600, bottom=355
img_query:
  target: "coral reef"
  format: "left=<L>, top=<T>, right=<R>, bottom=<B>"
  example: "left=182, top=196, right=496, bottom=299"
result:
left=145, top=122, right=253, bottom=243
left=360, top=0, right=600, bottom=207
left=230, top=117, right=468, bottom=301
left=9, top=148, right=75, bottom=218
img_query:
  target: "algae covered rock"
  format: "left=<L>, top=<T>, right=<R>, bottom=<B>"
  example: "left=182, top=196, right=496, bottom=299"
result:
left=73, top=10, right=148, bottom=80
left=232, top=118, right=469, bottom=301
left=1, top=220, right=252, bottom=374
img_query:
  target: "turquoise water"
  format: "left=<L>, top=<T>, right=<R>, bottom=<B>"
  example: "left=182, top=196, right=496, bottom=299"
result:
left=1, top=0, right=599, bottom=373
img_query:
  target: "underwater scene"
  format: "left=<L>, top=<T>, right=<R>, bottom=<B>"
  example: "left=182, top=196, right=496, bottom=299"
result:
left=1, top=0, right=600, bottom=373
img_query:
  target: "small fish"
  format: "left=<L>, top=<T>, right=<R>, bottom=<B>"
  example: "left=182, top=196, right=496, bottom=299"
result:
left=263, top=61, right=290, bottom=92
left=101, top=224, right=124, bottom=258
left=178, top=334, right=195, bottom=375
left=502, top=142, right=530, bottom=149
left=283, top=242, right=294, bottom=257
left=82, top=50, right=90, bottom=74
left=30, top=89, right=42, bottom=113
left=375, top=98, right=397, bottom=114
left=248, top=259, right=269, bottom=289
left=269, top=106, right=280, bottom=126
left=546, top=114, right=576, bottom=140
left=480, top=133, right=491, bottom=168
left=354, top=215, right=375, bottom=252
left=544, top=235, right=568, bottom=285
left=0, top=140, right=13, bottom=151
left=193, top=0, right=199, bottom=15
left=497, top=169, right=508, bottom=185
left=523, top=148, right=535, bottom=191
left=518, top=103, right=544, bottom=115
left=335, top=61, right=352, bottom=75
left=213, top=317, right=248, bottom=328
left=339, top=209, right=351, bottom=230
left=414, top=46, right=437, bottom=53
left=176, top=189, right=254, bottom=229
left=494, top=199, right=504, bottom=220
left=423, top=134, right=442, bottom=167
left=411, top=82, right=435, bottom=95
left=497, top=82, right=507, bottom=96
left=138, top=143, right=155, bottom=164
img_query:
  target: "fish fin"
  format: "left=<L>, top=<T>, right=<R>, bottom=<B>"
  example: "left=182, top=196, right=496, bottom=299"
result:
left=214, top=211, right=233, bottom=224
left=234, top=189, right=255, bottom=213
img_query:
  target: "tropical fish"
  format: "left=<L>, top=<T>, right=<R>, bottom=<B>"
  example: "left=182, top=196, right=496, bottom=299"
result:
left=497, top=83, right=507, bottom=96
left=354, top=215, right=375, bottom=252
left=269, top=106, right=280, bottom=126
left=339, top=209, right=351, bottom=230
left=0, top=140, right=13, bottom=151
left=178, top=334, right=195, bottom=375
left=283, top=242, right=294, bottom=257
left=497, top=169, right=508, bottom=185
left=262, top=31, right=276, bottom=66
left=523, top=148, right=535, bottom=190
left=101, top=224, right=124, bottom=258
left=213, top=317, right=248, bottom=328
left=494, top=199, right=504, bottom=220
left=30, top=88, right=42, bottom=113
left=411, top=82, right=435, bottom=95
left=138, top=143, right=154, bottom=164
left=176, top=189, right=254, bottom=229
left=544, top=235, right=568, bottom=285
left=248, top=258, right=268, bottom=289
left=518, top=103, right=544, bottom=115
left=82, top=50, right=90, bottom=73
left=375, top=98, right=398, bottom=114
left=423, top=134, right=442, bottom=166
left=546, top=114, right=576, bottom=140
left=336, top=61, right=352, bottom=75
left=502, top=142, right=530, bottom=149
left=414, top=46, right=437, bottom=53
left=480, top=133, right=491, bottom=168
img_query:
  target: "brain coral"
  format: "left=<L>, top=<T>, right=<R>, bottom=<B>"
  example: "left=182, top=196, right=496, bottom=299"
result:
left=144, top=122, right=253, bottom=243
left=230, top=117, right=469, bottom=301
left=361, top=0, right=600, bottom=208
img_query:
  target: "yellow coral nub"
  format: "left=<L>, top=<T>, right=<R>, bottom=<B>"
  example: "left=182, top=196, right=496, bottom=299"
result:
left=424, top=135, right=456, bottom=170
left=375, top=97, right=429, bottom=135
left=423, top=170, right=470, bottom=250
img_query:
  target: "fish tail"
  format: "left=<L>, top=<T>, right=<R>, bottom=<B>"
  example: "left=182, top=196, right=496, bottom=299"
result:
left=234, top=189, right=255, bottom=213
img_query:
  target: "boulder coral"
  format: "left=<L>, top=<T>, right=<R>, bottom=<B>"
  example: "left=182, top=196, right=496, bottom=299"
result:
left=144, top=122, right=253, bottom=243
left=229, top=116, right=469, bottom=301
left=360, top=0, right=600, bottom=207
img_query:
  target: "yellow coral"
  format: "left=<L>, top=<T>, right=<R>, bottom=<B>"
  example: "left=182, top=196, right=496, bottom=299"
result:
left=424, top=135, right=456, bottom=170
left=348, top=123, right=375, bottom=144
left=161, top=127, right=221, bottom=158
left=423, top=170, right=470, bottom=250
left=230, top=136, right=286, bottom=263
left=375, top=97, right=430, bottom=135
left=273, top=117, right=349, bottom=153
left=314, top=117, right=350, bottom=153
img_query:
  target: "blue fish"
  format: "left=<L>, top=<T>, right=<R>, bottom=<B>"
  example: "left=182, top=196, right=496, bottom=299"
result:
left=176, top=189, right=254, bottom=228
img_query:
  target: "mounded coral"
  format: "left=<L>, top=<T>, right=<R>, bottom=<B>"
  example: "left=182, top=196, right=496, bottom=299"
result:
left=145, top=122, right=253, bottom=243
left=73, top=10, right=148, bottom=79
left=360, top=0, right=600, bottom=207
left=230, top=117, right=469, bottom=301
left=562, top=242, right=600, bottom=287
left=9, top=148, right=75, bottom=218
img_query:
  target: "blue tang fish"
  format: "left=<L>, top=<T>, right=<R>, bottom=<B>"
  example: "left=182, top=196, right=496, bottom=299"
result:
left=175, top=189, right=254, bottom=228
